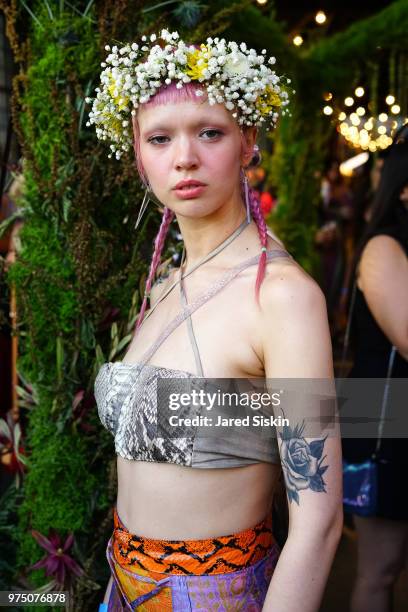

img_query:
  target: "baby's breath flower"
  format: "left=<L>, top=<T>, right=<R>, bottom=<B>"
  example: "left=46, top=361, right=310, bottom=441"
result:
left=86, top=30, right=293, bottom=159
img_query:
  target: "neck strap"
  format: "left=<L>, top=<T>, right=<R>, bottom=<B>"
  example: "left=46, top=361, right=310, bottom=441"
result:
left=138, top=216, right=250, bottom=331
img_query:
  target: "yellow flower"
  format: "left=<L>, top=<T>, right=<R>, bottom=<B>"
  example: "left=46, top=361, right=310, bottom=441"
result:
left=186, top=45, right=210, bottom=80
left=107, top=73, right=129, bottom=111
left=256, top=86, right=282, bottom=116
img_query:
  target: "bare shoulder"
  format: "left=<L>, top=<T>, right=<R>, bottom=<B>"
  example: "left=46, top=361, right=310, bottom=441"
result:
left=260, top=256, right=326, bottom=316
left=359, top=234, right=406, bottom=287
left=258, top=258, right=332, bottom=377
left=361, top=234, right=405, bottom=267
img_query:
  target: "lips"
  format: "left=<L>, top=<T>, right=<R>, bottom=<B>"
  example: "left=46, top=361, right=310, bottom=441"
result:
left=173, top=180, right=207, bottom=200
left=174, top=179, right=206, bottom=190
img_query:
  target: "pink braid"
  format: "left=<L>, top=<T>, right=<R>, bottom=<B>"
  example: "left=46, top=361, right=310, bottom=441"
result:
left=248, top=186, right=269, bottom=307
left=135, top=206, right=174, bottom=333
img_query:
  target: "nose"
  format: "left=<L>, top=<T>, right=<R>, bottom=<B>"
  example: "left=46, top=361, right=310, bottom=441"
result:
left=174, top=135, right=199, bottom=171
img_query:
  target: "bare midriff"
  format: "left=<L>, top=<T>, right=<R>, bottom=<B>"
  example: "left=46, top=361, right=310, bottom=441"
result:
left=116, top=458, right=281, bottom=539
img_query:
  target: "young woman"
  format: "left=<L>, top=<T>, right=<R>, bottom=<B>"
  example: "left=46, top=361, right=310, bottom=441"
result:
left=90, top=31, right=343, bottom=611
left=343, top=126, right=408, bottom=612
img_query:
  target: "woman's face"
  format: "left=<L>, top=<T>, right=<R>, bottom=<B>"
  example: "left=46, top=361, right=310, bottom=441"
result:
left=135, top=98, right=256, bottom=218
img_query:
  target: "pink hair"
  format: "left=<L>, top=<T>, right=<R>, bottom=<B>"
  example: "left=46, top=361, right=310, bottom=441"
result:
left=248, top=186, right=268, bottom=306
left=133, top=82, right=268, bottom=333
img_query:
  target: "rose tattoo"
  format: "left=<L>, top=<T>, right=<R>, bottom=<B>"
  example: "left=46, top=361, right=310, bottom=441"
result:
left=280, top=422, right=328, bottom=504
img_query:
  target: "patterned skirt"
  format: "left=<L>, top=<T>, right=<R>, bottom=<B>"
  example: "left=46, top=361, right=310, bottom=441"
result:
left=105, top=506, right=280, bottom=611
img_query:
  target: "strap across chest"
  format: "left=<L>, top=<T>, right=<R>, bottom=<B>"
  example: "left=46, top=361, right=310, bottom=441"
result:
left=137, top=249, right=292, bottom=377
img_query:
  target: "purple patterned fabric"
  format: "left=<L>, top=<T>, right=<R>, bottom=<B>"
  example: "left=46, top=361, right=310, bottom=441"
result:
left=106, top=536, right=280, bottom=611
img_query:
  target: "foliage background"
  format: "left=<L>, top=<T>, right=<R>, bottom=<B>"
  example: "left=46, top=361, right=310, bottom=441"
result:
left=1, top=0, right=408, bottom=609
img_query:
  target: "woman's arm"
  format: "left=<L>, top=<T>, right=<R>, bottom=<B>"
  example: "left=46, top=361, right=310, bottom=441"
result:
left=259, top=264, right=343, bottom=612
left=358, top=235, right=408, bottom=360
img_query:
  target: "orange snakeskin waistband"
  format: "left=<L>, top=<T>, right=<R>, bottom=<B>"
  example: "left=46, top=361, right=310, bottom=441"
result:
left=112, top=506, right=275, bottom=576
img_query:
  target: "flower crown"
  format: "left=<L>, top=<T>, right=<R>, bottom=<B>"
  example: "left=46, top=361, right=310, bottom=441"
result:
left=86, top=29, right=293, bottom=160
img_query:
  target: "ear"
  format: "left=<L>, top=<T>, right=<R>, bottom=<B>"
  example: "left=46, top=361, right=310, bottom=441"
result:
left=240, top=127, right=258, bottom=168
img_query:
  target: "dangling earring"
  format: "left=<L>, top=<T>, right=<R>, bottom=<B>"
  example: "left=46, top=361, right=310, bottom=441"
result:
left=241, top=169, right=251, bottom=223
left=135, top=183, right=151, bottom=230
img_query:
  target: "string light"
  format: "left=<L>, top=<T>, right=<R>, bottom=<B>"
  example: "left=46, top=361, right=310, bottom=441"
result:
left=355, top=87, right=365, bottom=97
left=386, top=94, right=395, bottom=105
left=337, top=111, right=396, bottom=151
left=339, top=152, right=369, bottom=176
left=256, top=0, right=268, bottom=4
left=391, top=104, right=401, bottom=114
left=315, top=11, right=327, bottom=24
left=323, top=92, right=333, bottom=101
left=293, top=35, right=303, bottom=46
left=356, top=107, right=366, bottom=116
left=323, top=105, right=333, bottom=115
left=345, top=97, right=354, bottom=107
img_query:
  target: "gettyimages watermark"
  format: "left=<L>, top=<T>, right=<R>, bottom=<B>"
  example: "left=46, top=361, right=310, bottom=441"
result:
left=155, top=377, right=408, bottom=440
left=167, top=386, right=288, bottom=429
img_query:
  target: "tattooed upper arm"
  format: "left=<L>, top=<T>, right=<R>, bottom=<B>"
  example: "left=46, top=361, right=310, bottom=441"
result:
left=279, top=421, right=329, bottom=505
left=260, top=263, right=343, bottom=527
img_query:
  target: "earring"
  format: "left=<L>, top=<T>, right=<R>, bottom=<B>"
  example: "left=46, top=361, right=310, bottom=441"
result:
left=135, top=184, right=151, bottom=230
left=241, top=169, right=251, bottom=223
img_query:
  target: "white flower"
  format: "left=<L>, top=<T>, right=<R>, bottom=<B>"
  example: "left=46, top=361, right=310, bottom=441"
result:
left=223, top=53, right=251, bottom=77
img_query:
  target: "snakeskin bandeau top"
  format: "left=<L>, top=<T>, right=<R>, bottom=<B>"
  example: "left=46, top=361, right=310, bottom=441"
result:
left=94, top=249, right=292, bottom=469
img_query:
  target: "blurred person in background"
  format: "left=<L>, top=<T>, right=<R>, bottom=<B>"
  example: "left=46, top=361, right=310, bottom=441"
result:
left=342, top=125, right=408, bottom=612
left=316, top=160, right=355, bottom=334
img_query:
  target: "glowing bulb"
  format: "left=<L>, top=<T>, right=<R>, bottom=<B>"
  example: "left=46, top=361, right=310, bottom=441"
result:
left=323, top=105, right=333, bottom=115
left=356, top=107, right=366, bottom=116
left=386, top=94, right=395, bottom=105
left=323, top=92, right=333, bottom=101
left=351, top=115, right=361, bottom=126
left=338, top=112, right=346, bottom=121
left=293, top=35, right=303, bottom=46
left=378, top=125, right=387, bottom=135
left=355, top=87, right=364, bottom=97
left=369, top=142, right=377, bottom=152
left=345, top=97, right=354, bottom=107
left=379, top=113, right=388, bottom=122
left=359, top=130, right=369, bottom=146
left=256, top=0, right=268, bottom=4
left=315, top=11, right=327, bottom=24
left=391, top=104, right=401, bottom=114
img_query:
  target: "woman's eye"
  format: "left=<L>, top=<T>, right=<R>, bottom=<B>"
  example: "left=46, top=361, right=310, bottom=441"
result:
left=147, top=135, right=169, bottom=145
left=200, top=129, right=223, bottom=140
